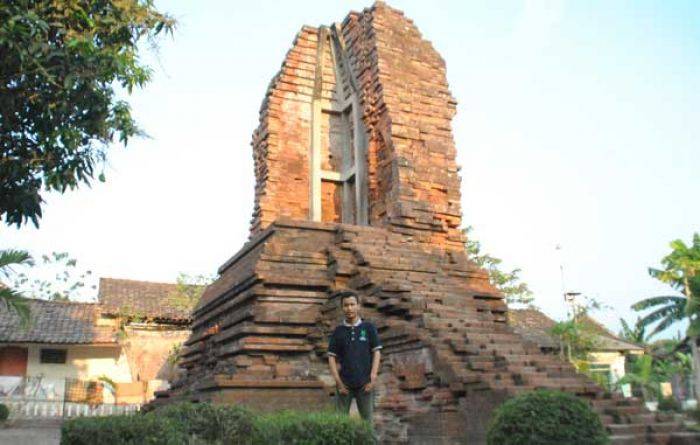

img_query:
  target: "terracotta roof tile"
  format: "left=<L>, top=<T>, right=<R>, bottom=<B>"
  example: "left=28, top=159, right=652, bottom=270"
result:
left=98, top=278, right=193, bottom=322
left=509, top=308, right=643, bottom=352
left=508, top=308, right=559, bottom=349
left=0, top=300, right=116, bottom=344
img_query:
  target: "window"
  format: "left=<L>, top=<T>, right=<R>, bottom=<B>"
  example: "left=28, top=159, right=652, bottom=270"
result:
left=40, top=348, right=67, bottom=364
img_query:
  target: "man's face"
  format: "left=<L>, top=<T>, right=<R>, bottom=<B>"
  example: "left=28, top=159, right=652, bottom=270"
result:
left=342, top=296, right=359, bottom=321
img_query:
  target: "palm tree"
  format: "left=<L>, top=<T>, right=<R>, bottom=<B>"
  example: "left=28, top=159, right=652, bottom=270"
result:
left=649, top=234, right=700, bottom=298
left=617, top=354, right=659, bottom=401
left=632, top=233, right=700, bottom=397
left=631, top=296, right=686, bottom=338
left=0, top=249, right=33, bottom=326
left=619, top=317, right=652, bottom=345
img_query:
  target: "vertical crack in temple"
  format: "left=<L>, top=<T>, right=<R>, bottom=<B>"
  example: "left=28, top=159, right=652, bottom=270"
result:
left=153, top=3, right=695, bottom=444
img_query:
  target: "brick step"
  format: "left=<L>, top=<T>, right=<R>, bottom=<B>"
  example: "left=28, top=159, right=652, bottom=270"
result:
left=668, top=432, right=700, bottom=445
left=605, top=405, right=645, bottom=417
left=462, top=331, right=523, bottom=342
left=647, top=432, right=671, bottom=445
left=607, top=423, right=647, bottom=436
left=609, top=435, right=639, bottom=445
left=630, top=413, right=661, bottom=424
left=648, top=422, right=681, bottom=434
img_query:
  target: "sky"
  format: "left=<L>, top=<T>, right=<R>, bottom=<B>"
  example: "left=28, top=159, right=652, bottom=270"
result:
left=3, top=0, right=699, bottom=337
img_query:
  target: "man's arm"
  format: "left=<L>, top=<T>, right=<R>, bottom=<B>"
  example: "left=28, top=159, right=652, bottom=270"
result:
left=329, top=355, right=349, bottom=394
left=363, top=349, right=381, bottom=392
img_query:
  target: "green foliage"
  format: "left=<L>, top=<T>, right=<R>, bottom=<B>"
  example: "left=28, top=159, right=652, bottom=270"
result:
left=550, top=318, right=600, bottom=363
left=633, top=233, right=700, bottom=338
left=618, top=317, right=650, bottom=345
left=253, top=410, right=374, bottom=445
left=648, top=233, right=700, bottom=296
left=632, top=295, right=687, bottom=338
left=486, top=390, right=608, bottom=445
left=657, top=396, right=682, bottom=412
left=0, top=0, right=175, bottom=227
left=0, top=403, right=9, bottom=421
left=464, top=226, right=534, bottom=306
left=689, top=407, right=700, bottom=423
left=156, top=402, right=255, bottom=445
left=617, top=355, right=660, bottom=400
left=97, top=374, right=116, bottom=396
left=14, top=251, right=93, bottom=301
left=61, top=404, right=374, bottom=445
left=60, top=414, right=187, bottom=445
left=169, top=273, right=213, bottom=313
left=549, top=297, right=608, bottom=365
left=0, top=249, right=33, bottom=326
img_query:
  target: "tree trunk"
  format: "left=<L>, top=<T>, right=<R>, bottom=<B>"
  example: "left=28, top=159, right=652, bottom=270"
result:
left=684, top=277, right=700, bottom=401
left=692, top=337, right=700, bottom=401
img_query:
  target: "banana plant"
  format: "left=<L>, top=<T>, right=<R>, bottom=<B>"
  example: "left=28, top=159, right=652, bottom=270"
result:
left=0, top=249, right=33, bottom=327
left=617, top=355, right=659, bottom=401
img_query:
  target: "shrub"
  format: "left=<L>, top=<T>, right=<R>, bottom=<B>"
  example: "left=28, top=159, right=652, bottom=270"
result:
left=253, top=410, right=375, bottom=445
left=61, top=404, right=373, bottom=445
left=0, top=403, right=9, bottom=421
left=657, top=396, right=682, bottom=413
left=60, top=414, right=187, bottom=445
left=155, top=402, right=255, bottom=444
left=487, top=390, right=609, bottom=445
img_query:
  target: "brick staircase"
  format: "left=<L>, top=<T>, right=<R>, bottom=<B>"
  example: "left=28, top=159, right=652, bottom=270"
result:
left=318, top=224, right=699, bottom=444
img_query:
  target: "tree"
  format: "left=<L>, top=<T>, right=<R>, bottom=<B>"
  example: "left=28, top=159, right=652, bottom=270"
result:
left=169, top=273, right=212, bottom=312
left=618, top=317, right=651, bottom=345
left=0, top=0, right=174, bottom=227
left=0, top=249, right=33, bottom=326
left=549, top=296, right=607, bottom=364
left=464, top=226, right=535, bottom=306
left=13, top=251, right=94, bottom=301
left=632, top=233, right=700, bottom=398
left=617, top=354, right=659, bottom=401
left=631, top=295, right=686, bottom=338
left=550, top=318, right=599, bottom=363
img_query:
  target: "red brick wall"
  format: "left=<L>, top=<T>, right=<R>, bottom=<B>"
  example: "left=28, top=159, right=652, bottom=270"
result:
left=344, top=4, right=464, bottom=250
left=250, top=27, right=317, bottom=234
left=249, top=3, right=465, bottom=250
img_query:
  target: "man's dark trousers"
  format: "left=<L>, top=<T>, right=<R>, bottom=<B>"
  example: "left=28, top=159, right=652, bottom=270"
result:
left=335, top=387, right=374, bottom=420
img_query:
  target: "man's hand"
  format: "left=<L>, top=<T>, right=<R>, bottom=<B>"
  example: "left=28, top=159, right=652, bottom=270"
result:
left=329, top=356, right=348, bottom=394
left=337, top=381, right=350, bottom=395
left=363, top=378, right=376, bottom=393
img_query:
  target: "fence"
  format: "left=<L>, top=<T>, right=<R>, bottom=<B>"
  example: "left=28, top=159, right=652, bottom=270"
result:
left=0, top=398, right=140, bottom=419
left=0, top=376, right=141, bottom=419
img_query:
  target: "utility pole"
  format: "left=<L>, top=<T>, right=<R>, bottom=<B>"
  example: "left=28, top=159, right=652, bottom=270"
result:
left=557, top=244, right=581, bottom=320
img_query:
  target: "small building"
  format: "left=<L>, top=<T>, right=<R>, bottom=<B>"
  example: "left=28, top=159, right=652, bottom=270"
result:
left=509, top=308, right=644, bottom=387
left=97, top=277, right=192, bottom=400
left=0, top=278, right=193, bottom=418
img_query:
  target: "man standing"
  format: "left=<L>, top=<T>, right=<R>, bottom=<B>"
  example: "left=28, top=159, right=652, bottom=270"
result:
left=327, top=290, right=382, bottom=422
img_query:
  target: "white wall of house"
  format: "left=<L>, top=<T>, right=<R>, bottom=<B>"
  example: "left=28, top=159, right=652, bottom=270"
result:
left=22, top=343, right=132, bottom=382
left=589, top=351, right=627, bottom=383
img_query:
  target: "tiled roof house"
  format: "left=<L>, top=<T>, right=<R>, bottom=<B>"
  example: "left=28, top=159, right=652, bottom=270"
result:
left=509, top=308, right=644, bottom=353
left=509, top=308, right=643, bottom=386
left=0, top=300, right=116, bottom=345
left=98, top=278, right=192, bottom=323
left=0, top=278, right=197, bottom=411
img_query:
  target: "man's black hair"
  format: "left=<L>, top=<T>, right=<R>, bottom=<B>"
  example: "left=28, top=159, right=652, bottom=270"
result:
left=332, top=290, right=360, bottom=305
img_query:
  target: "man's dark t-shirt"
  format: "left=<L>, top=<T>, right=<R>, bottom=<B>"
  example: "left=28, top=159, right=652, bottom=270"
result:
left=328, top=319, right=382, bottom=389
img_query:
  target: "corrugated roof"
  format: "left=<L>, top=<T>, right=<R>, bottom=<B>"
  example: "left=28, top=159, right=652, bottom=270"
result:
left=0, top=300, right=117, bottom=344
left=98, top=278, right=193, bottom=322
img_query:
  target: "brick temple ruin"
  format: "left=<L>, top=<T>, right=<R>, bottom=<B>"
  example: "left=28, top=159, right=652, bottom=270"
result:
left=155, top=3, right=699, bottom=443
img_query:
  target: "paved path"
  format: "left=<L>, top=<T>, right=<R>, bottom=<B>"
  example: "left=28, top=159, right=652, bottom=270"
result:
left=0, top=421, right=61, bottom=445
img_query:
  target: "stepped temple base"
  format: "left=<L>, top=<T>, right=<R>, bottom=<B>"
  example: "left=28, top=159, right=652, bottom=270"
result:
left=153, top=220, right=695, bottom=443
